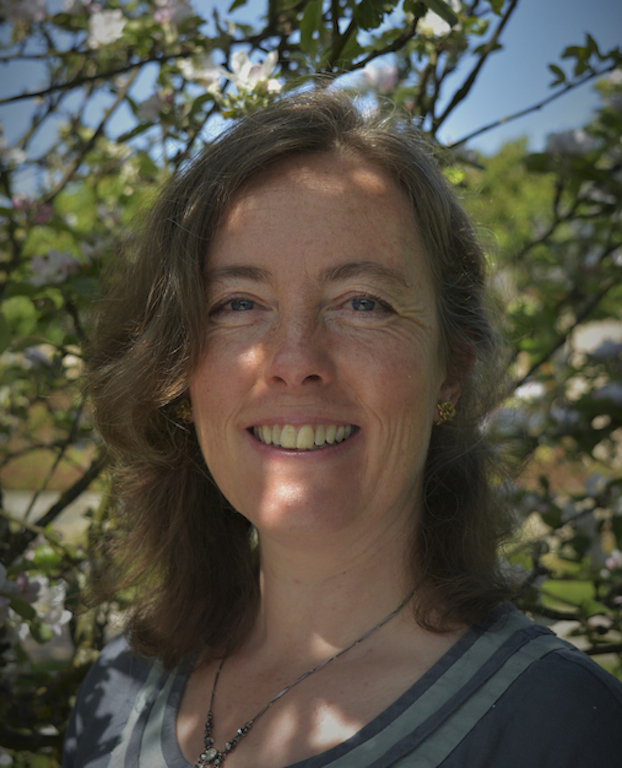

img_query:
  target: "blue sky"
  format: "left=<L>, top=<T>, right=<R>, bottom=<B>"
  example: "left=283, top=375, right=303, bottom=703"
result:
left=1, top=0, right=620, bottom=159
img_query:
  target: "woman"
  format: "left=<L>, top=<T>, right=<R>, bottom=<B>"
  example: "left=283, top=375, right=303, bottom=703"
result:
left=64, top=92, right=622, bottom=768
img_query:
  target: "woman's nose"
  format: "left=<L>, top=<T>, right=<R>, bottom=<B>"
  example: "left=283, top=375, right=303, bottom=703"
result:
left=262, top=317, right=335, bottom=389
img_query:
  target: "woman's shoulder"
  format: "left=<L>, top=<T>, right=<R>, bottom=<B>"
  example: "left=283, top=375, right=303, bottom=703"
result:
left=438, top=609, right=622, bottom=768
left=62, top=635, right=167, bottom=768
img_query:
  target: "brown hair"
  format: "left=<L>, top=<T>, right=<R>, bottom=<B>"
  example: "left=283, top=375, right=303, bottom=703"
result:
left=88, top=91, right=513, bottom=668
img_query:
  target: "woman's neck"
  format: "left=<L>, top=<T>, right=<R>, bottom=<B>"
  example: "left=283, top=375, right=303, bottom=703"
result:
left=248, top=521, right=415, bottom=661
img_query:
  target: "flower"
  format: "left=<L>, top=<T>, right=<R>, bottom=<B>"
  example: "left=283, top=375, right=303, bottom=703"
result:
left=29, top=577, right=72, bottom=637
left=363, top=63, right=398, bottom=94
left=136, top=92, right=167, bottom=121
left=606, top=550, right=622, bottom=571
left=88, top=9, right=126, bottom=48
left=0, top=0, right=46, bottom=23
left=178, top=53, right=222, bottom=91
left=154, top=0, right=193, bottom=25
left=225, top=50, right=281, bottom=94
left=29, top=250, right=81, bottom=286
left=545, top=129, right=596, bottom=156
left=418, top=0, right=460, bottom=38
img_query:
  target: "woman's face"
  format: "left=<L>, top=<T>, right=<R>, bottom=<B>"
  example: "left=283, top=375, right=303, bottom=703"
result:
left=190, top=153, right=458, bottom=547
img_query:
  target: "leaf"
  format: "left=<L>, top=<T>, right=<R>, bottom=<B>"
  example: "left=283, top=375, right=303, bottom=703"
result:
left=548, top=63, right=566, bottom=86
left=354, top=0, right=396, bottom=31
left=9, top=595, right=36, bottom=621
left=300, top=0, right=323, bottom=53
left=0, top=312, right=10, bottom=353
left=487, top=0, right=504, bottom=14
left=421, top=0, right=459, bottom=26
left=228, top=0, right=247, bottom=10
left=30, top=621, right=54, bottom=644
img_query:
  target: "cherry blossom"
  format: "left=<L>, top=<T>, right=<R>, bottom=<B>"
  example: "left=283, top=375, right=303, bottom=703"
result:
left=29, top=250, right=81, bottom=286
left=87, top=9, right=126, bottom=48
left=0, top=0, right=46, bottom=23
left=225, top=50, right=281, bottom=93
left=417, top=0, right=460, bottom=38
left=154, top=0, right=193, bottom=26
left=363, top=63, right=398, bottom=94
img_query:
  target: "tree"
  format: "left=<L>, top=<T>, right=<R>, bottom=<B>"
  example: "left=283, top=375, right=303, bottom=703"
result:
left=0, top=0, right=620, bottom=763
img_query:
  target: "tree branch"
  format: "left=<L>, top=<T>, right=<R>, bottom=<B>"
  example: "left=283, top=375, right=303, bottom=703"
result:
left=447, top=64, right=619, bottom=148
left=433, top=0, right=519, bottom=132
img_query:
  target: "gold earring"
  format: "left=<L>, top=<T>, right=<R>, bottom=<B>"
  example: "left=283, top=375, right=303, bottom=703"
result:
left=435, top=401, right=456, bottom=425
left=175, top=399, right=193, bottom=423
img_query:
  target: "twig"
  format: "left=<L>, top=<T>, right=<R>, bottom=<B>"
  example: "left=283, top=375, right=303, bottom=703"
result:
left=42, top=69, right=139, bottom=204
left=447, top=64, right=619, bottom=148
left=434, top=0, right=520, bottom=132
left=512, top=277, right=618, bottom=390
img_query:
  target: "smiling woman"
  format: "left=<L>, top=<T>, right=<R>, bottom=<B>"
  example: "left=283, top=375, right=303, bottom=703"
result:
left=66, top=92, right=622, bottom=768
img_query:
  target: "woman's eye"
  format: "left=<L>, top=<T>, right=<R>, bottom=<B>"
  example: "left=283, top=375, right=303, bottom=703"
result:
left=351, top=297, right=377, bottom=311
left=230, top=298, right=255, bottom=311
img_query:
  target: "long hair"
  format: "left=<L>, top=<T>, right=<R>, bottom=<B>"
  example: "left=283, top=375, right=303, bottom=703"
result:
left=88, top=91, right=512, bottom=668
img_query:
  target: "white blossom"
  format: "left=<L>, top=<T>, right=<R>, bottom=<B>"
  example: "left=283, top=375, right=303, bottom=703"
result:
left=29, top=250, right=81, bottom=286
left=29, top=577, right=72, bottom=637
left=136, top=92, right=166, bottom=121
left=0, top=138, right=26, bottom=166
left=88, top=9, right=126, bottom=48
left=0, top=746, right=14, bottom=766
left=178, top=54, right=222, bottom=91
left=63, top=0, right=85, bottom=13
left=418, top=0, right=460, bottom=38
left=545, top=129, right=596, bottom=156
left=606, top=550, right=622, bottom=571
left=363, top=63, right=398, bottom=94
left=226, top=50, right=281, bottom=93
left=0, top=0, right=46, bottom=23
left=154, top=0, right=193, bottom=25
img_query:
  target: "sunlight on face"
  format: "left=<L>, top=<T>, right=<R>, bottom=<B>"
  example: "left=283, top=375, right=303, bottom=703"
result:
left=190, top=153, right=454, bottom=551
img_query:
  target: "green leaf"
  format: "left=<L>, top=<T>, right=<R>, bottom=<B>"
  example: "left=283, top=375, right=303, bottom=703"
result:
left=8, top=595, right=37, bottom=621
left=487, top=0, right=504, bottom=13
left=228, top=0, right=248, bottom=10
left=30, top=621, right=54, bottom=644
left=548, top=63, right=566, bottom=86
left=300, top=0, right=323, bottom=53
left=421, top=0, right=459, bottom=26
left=0, top=312, right=10, bottom=353
left=354, top=0, right=396, bottom=31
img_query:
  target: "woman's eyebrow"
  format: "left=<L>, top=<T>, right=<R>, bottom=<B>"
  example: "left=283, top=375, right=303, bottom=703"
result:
left=206, top=265, right=275, bottom=285
left=320, top=261, right=411, bottom=290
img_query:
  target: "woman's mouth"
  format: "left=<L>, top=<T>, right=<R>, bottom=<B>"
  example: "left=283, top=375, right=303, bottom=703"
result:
left=251, top=424, right=357, bottom=451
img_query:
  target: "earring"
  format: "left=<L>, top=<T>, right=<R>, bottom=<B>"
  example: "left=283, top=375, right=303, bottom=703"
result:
left=175, top=399, right=193, bottom=423
left=435, top=400, right=456, bottom=425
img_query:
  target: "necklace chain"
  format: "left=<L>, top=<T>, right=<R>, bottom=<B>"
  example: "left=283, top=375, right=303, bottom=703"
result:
left=194, top=591, right=414, bottom=767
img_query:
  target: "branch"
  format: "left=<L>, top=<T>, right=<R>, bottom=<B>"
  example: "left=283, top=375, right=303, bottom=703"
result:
left=42, top=69, right=139, bottom=204
left=447, top=64, right=619, bottom=148
left=0, top=49, right=191, bottom=106
left=335, top=17, right=419, bottom=76
left=433, top=0, right=520, bottom=132
left=512, top=276, right=618, bottom=390
left=585, top=643, right=622, bottom=657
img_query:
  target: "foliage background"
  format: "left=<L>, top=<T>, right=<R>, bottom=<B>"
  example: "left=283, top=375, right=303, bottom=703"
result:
left=0, top=0, right=621, bottom=764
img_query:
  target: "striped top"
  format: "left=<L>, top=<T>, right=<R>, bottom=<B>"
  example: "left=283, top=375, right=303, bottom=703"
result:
left=63, top=606, right=622, bottom=768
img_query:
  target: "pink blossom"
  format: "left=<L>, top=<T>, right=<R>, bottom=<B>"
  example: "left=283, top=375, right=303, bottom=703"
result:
left=11, top=193, right=32, bottom=211
left=363, top=64, right=398, bottom=94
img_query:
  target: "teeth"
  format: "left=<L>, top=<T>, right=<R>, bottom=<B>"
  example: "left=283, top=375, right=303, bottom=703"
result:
left=253, top=423, right=356, bottom=450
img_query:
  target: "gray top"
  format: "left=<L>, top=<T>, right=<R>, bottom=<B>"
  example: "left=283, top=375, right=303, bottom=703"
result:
left=63, top=606, right=622, bottom=768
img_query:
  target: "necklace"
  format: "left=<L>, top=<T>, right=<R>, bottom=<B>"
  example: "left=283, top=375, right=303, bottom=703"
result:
left=194, top=591, right=414, bottom=767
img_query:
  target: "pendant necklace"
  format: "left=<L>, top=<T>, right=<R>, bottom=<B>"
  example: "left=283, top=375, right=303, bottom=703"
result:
left=194, top=590, right=414, bottom=767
